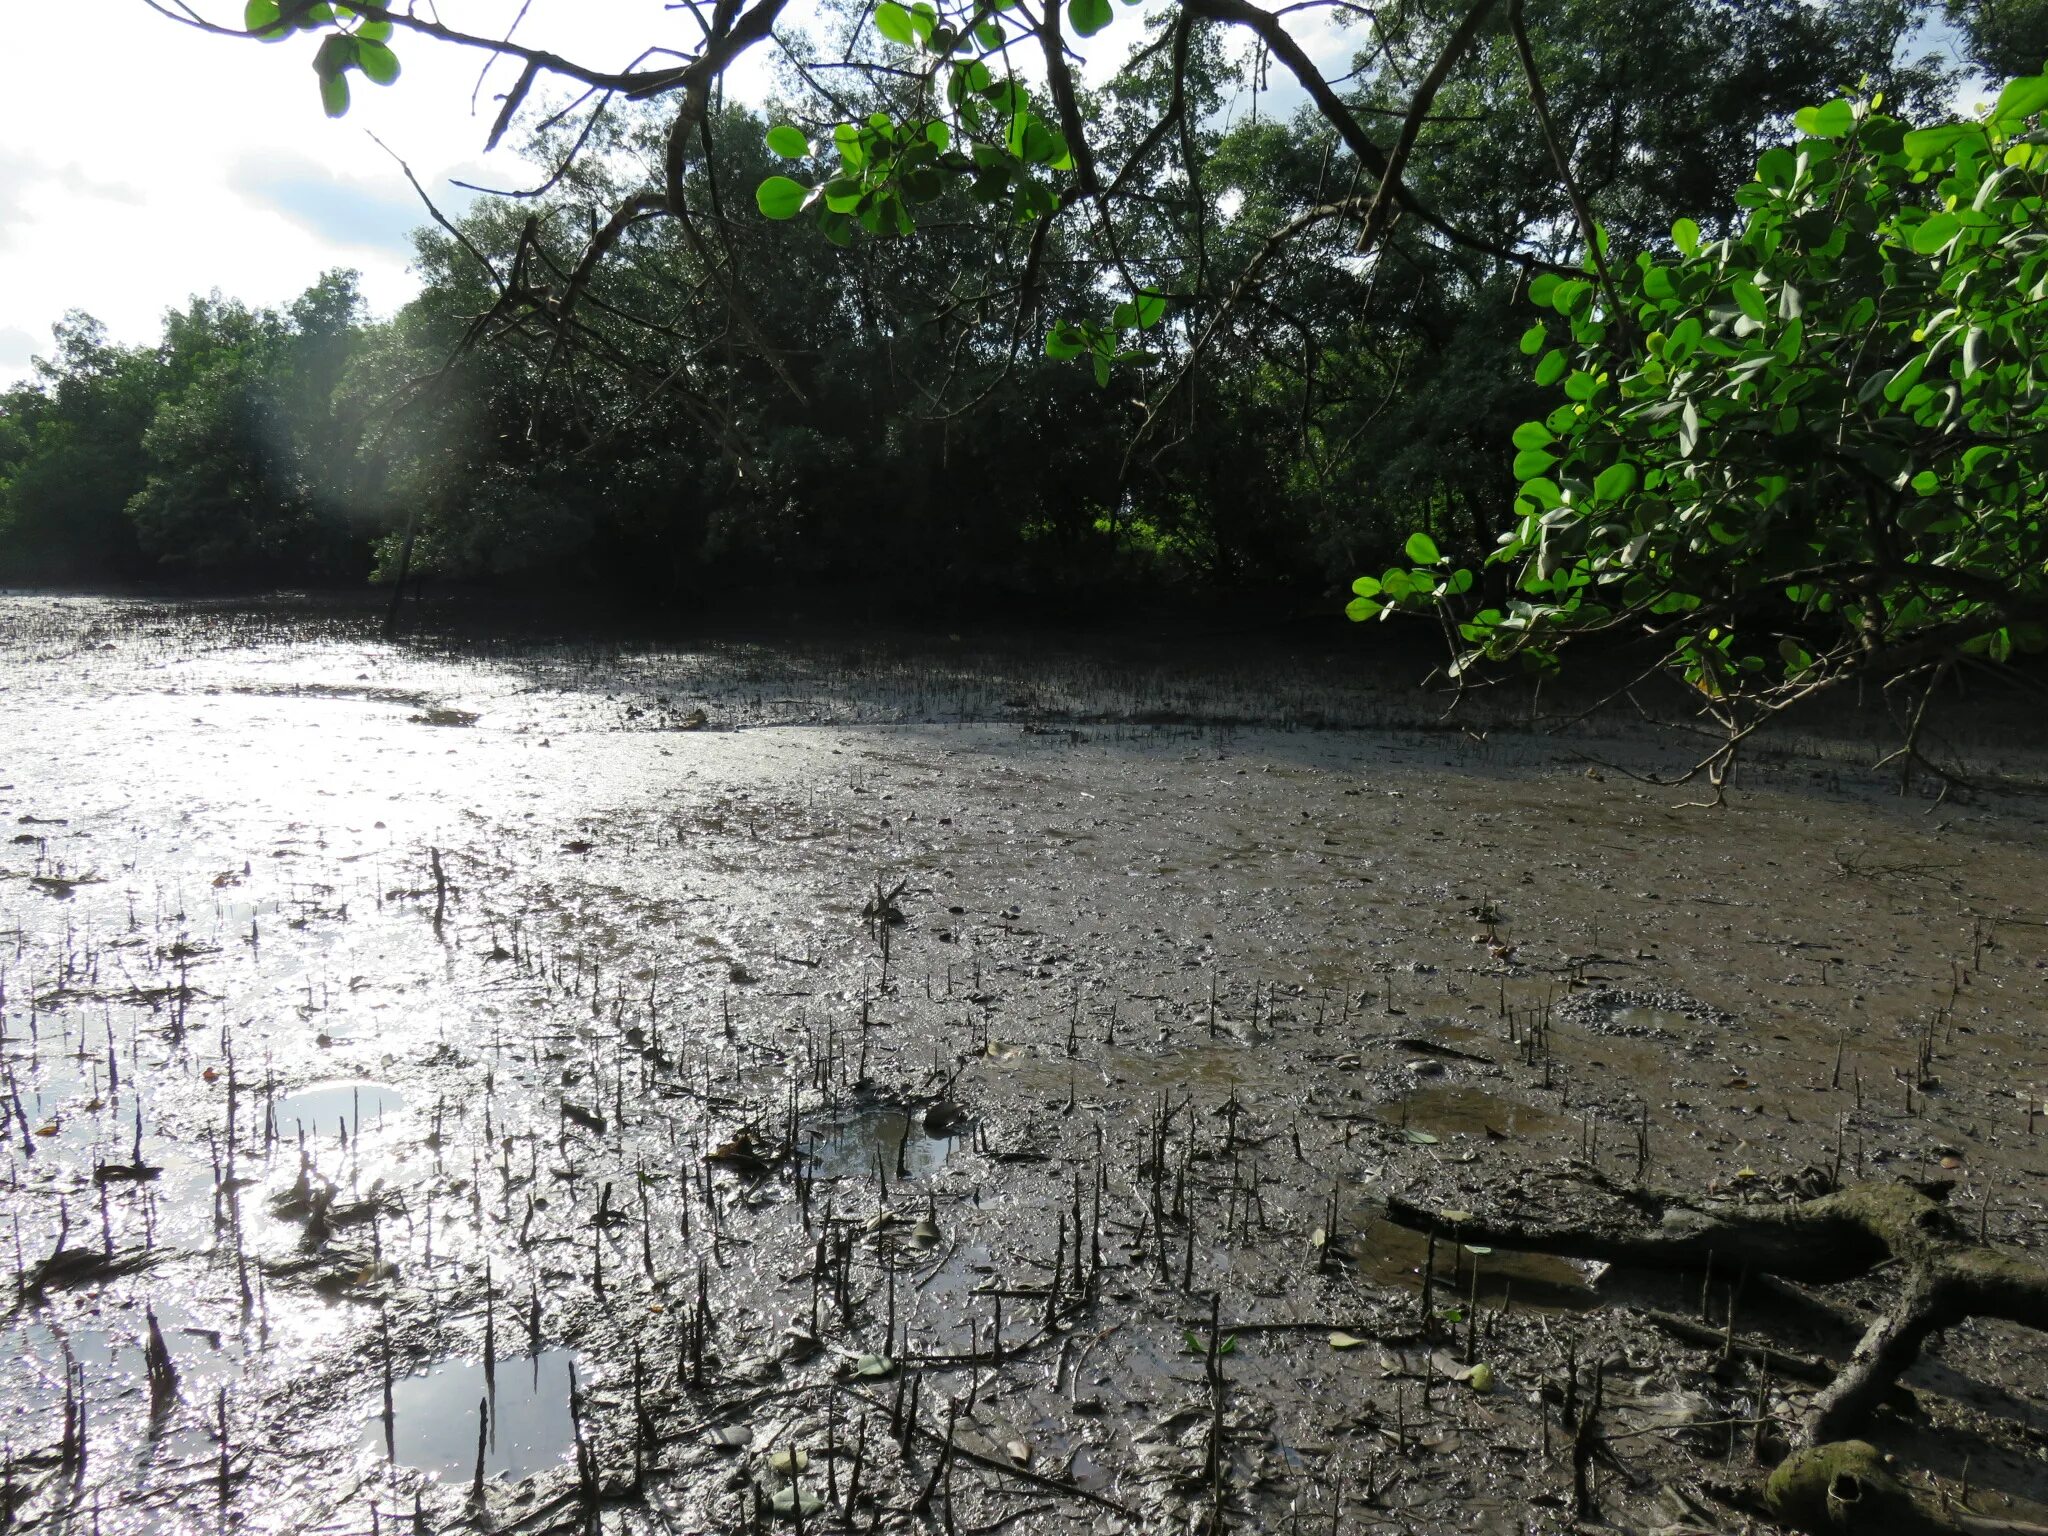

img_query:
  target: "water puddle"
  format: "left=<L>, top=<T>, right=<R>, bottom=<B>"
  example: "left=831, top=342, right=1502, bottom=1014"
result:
left=367, top=1348, right=581, bottom=1482
left=805, top=1106, right=957, bottom=1180
left=271, top=1081, right=404, bottom=1141
left=1349, top=1215, right=1600, bottom=1312
left=1607, top=1007, right=1697, bottom=1037
left=1383, top=1084, right=1565, bottom=1142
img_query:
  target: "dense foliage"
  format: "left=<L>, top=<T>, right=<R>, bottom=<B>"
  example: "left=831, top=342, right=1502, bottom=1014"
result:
left=1360, top=71, right=2048, bottom=772
left=5, top=0, right=2041, bottom=667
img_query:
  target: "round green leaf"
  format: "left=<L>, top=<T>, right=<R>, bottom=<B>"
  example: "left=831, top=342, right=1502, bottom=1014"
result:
left=1795, top=98, right=1855, bottom=139
left=766, top=124, right=809, bottom=158
left=1672, top=217, right=1700, bottom=256
left=356, top=40, right=400, bottom=85
left=1527, top=273, right=1560, bottom=307
left=1991, top=73, right=2048, bottom=129
left=1911, top=212, right=1960, bottom=255
left=1513, top=448, right=1558, bottom=480
left=1511, top=421, right=1553, bottom=452
left=1518, top=323, right=1545, bottom=356
left=1351, top=575, right=1382, bottom=598
left=874, top=1, right=916, bottom=45
left=319, top=70, right=351, bottom=117
left=1069, top=0, right=1114, bottom=34
left=1345, top=596, right=1383, bottom=622
left=755, top=175, right=811, bottom=219
left=1533, top=349, right=1568, bottom=387
left=244, top=0, right=289, bottom=38
left=1903, top=123, right=1975, bottom=161
left=1405, top=531, right=1441, bottom=565
left=1593, top=462, right=1638, bottom=502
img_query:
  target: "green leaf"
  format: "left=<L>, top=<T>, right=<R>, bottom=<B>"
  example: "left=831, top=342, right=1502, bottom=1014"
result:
left=1911, top=211, right=1960, bottom=255
left=356, top=39, right=399, bottom=85
left=1518, top=323, right=1546, bottom=356
left=1672, top=217, right=1700, bottom=256
left=1045, top=322, right=1087, bottom=360
left=1346, top=596, right=1382, bottom=622
left=1527, top=272, right=1560, bottom=308
left=975, top=19, right=1004, bottom=46
left=1795, top=98, right=1855, bottom=139
left=766, top=124, right=809, bottom=159
left=1593, top=462, right=1638, bottom=502
left=1511, top=421, right=1553, bottom=451
left=1092, top=353, right=1110, bottom=388
left=874, top=1, right=916, bottom=45
left=1533, top=349, right=1568, bottom=387
left=1351, top=576, right=1382, bottom=598
left=244, top=0, right=289, bottom=38
left=319, top=68, right=351, bottom=117
left=769, top=1486, right=826, bottom=1519
left=1731, top=277, right=1767, bottom=324
left=1990, top=72, right=2048, bottom=129
left=1405, top=532, right=1441, bottom=565
left=1883, top=353, right=1927, bottom=403
left=1133, top=291, right=1166, bottom=329
left=755, top=175, right=811, bottom=219
left=1903, top=123, right=1974, bottom=160
left=1068, top=0, right=1114, bottom=35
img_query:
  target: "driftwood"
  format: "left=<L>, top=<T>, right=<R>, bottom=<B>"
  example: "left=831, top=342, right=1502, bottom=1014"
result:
left=1384, top=1179, right=2048, bottom=1535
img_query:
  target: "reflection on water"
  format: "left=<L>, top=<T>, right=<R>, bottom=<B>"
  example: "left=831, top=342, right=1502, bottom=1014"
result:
left=805, top=1106, right=956, bottom=1179
left=272, top=1080, right=405, bottom=1141
left=1390, top=1084, right=1566, bottom=1141
left=1352, top=1215, right=1601, bottom=1312
left=368, top=1348, right=581, bottom=1481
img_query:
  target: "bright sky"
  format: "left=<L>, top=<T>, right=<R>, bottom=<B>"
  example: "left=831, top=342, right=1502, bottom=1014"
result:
left=15, top=2, right=1963, bottom=388
left=0, top=4, right=664, bottom=381
left=2, top=1, right=1325, bottom=386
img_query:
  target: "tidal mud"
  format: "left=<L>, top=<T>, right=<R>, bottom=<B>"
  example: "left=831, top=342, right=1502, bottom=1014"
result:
left=1, top=594, right=2044, bottom=1533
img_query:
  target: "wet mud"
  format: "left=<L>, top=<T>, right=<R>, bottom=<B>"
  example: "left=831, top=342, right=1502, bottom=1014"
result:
left=1, top=594, right=2044, bottom=1534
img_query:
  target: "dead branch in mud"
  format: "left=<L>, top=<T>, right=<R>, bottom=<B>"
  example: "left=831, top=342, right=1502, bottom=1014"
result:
left=1384, top=1178, right=2048, bottom=1535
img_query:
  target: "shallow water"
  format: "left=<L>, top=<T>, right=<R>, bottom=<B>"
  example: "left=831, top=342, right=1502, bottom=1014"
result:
left=3, top=593, right=2045, bottom=1533
left=367, top=1347, right=582, bottom=1482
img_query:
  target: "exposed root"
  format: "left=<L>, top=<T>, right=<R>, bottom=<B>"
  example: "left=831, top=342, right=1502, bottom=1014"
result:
left=1384, top=1178, right=2048, bottom=1535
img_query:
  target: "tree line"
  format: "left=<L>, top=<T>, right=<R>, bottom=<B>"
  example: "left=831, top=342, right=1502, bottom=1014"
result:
left=0, top=0, right=2032, bottom=616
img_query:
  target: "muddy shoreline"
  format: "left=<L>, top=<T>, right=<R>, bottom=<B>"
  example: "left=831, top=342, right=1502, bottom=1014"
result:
left=2, top=594, right=2044, bottom=1534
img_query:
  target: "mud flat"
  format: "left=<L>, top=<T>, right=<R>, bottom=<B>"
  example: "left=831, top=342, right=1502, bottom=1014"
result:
left=1, top=594, right=2044, bottom=1534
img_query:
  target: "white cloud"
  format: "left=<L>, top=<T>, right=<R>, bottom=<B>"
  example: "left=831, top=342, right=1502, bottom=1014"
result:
left=226, top=153, right=443, bottom=255
left=0, top=326, right=36, bottom=370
